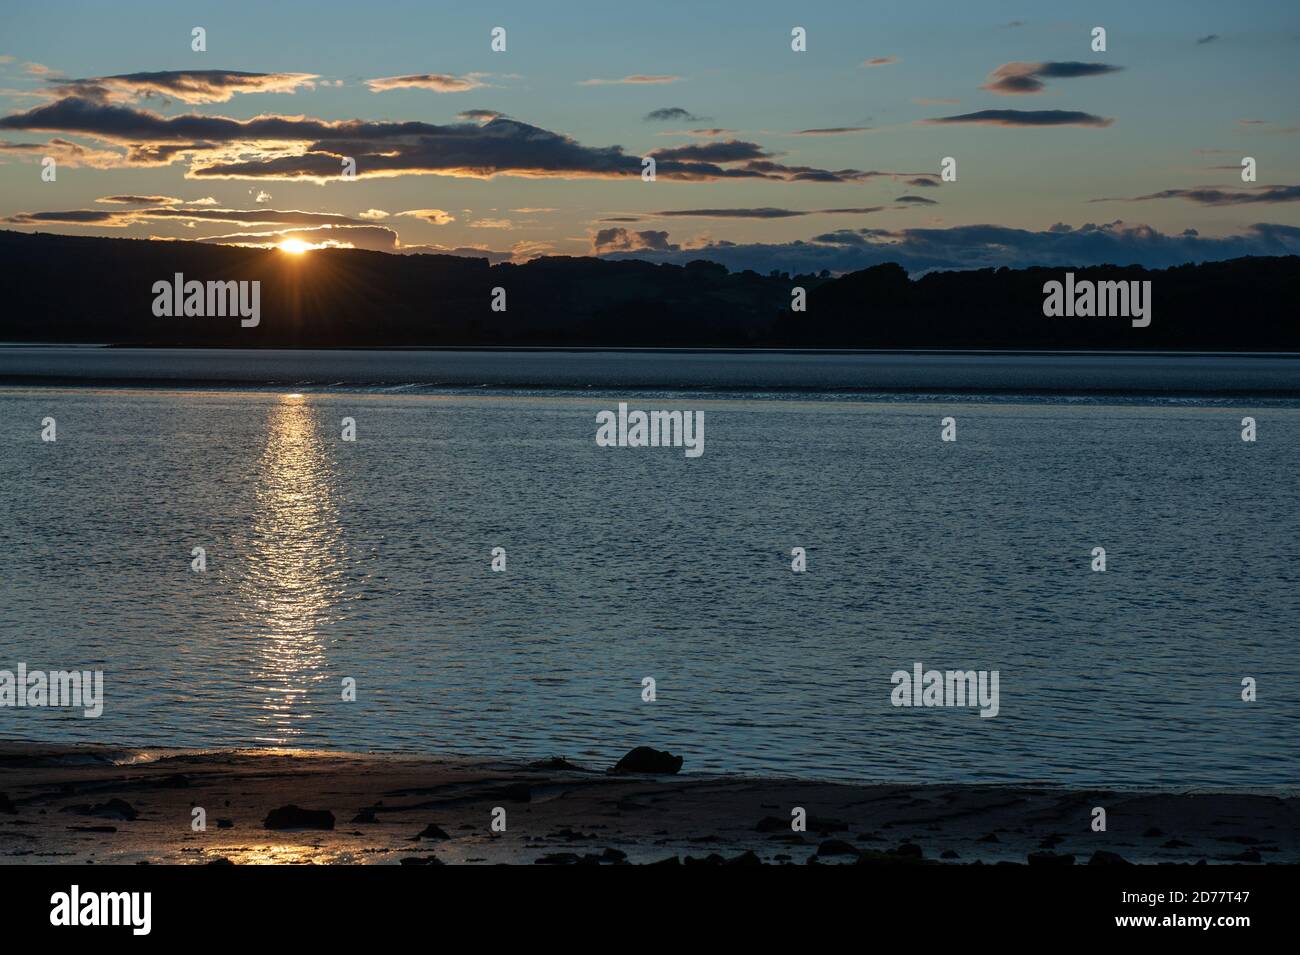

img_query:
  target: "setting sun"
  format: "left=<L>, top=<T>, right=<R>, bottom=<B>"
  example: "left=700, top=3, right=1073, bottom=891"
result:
left=278, top=238, right=313, bottom=255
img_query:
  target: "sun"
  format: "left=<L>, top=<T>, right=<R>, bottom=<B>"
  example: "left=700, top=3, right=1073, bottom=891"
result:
left=277, top=238, right=313, bottom=255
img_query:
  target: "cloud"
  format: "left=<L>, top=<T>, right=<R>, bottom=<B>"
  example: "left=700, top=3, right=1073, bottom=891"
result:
left=0, top=98, right=889, bottom=184
left=894, top=195, right=938, bottom=204
left=365, top=73, right=492, bottom=93
left=591, top=227, right=679, bottom=253
left=2, top=206, right=369, bottom=227
left=649, top=207, right=885, bottom=219
left=195, top=223, right=400, bottom=252
left=358, top=208, right=390, bottom=219
left=791, top=126, right=872, bottom=136
left=1094, top=184, right=1300, bottom=206
left=644, top=107, right=705, bottom=122
left=95, top=195, right=183, bottom=205
left=981, top=61, right=1122, bottom=95
left=0, top=136, right=123, bottom=167
left=861, top=57, right=899, bottom=67
left=470, top=218, right=513, bottom=229
left=394, top=208, right=456, bottom=224
left=597, top=221, right=1300, bottom=273
left=580, top=75, right=682, bottom=85
left=51, top=70, right=318, bottom=104
left=1197, top=34, right=1220, bottom=44
left=457, top=109, right=503, bottom=122
left=924, top=109, right=1113, bottom=127
left=650, top=140, right=769, bottom=162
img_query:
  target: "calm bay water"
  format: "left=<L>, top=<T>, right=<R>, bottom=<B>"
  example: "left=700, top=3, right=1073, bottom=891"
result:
left=1, top=349, right=1297, bottom=788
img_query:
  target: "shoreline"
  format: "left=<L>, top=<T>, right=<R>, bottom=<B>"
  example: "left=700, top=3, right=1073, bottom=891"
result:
left=3, top=742, right=1295, bottom=865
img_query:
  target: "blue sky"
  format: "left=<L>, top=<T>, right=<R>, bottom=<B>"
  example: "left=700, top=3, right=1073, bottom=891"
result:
left=0, top=0, right=1297, bottom=271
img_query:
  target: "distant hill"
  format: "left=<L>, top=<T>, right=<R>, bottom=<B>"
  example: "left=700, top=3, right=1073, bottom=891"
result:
left=1, top=229, right=1297, bottom=350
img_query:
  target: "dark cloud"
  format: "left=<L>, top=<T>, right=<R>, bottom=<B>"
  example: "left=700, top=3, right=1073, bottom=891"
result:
left=2, top=206, right=368, bottom=227
left=1094, top=185, right=1300, bottom=206
left=982, top=61, right=1122, bottom=95
left=924, top=109, right=1113, bottom=127
left=650, top=140, right=769, bottom=162
left=598, top=221, right=1300, bottom=273
left=457, top=109, right=503, bottom=121
left=592, top=227, right=679, bottom=253
left=1197, top=34, right=1219, bottom=44
left=791, top=126, right=872, bottom=136
left=651, top=207, right=884, bottom=219
left=50, top=70, right=318, bottom=104
left=894, top=195, right=938, bottom=205
left=95, top=195, right=183, bottom=205
left=644, top=107, right=705, bottom=122
left=0, top=98, right=871, bottom=183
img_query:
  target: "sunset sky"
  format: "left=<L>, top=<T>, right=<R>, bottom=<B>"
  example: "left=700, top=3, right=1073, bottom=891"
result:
left=1, top=0, right=1297, bottom=272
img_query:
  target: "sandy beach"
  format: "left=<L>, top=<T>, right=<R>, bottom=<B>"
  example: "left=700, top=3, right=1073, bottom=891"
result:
left=2, top=742, right=1294, bottom=866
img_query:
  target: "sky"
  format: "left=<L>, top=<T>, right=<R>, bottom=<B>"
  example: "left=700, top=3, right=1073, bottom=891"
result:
left=0, top=0, right=1297, bottom=272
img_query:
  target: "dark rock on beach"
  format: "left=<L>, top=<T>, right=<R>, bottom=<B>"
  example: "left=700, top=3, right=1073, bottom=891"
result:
left=63, top=798, right=138, bottom=821
left=610, top=746, right=683, bottom=775
left=263, top=805, right=335, bottom=830
left=413, top=823, right=450, bottom=841
left=817, top=839, right=860, bottom=858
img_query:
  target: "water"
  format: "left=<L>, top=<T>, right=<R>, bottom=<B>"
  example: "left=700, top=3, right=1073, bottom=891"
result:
left=1, top=349, right=1297, bottom=789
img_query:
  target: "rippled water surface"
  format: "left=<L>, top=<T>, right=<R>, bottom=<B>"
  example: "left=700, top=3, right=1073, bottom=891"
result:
left=1, top=373, right=1297, bottom=787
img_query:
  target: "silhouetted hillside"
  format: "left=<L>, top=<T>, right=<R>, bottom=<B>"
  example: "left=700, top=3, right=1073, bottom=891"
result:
left=2, top=230, right=1297, bottom=350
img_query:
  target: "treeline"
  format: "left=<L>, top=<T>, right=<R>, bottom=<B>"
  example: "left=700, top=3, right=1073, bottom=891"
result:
left=1, top=229, right=1297, bottom=349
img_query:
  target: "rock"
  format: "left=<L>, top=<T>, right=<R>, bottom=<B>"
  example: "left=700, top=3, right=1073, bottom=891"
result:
left=0, top=793, right=17, bottom=814
left=206, top=857, right=234, bottom=865
left=527, top=756, right=587, bottom=772
left=610, top=746, right=682, bottom=775
left=854, top=850, right=921, bottom=866
left=977, top=832, right=1001, bottom=843
left=535, top=852, right=582, bottom=865
left=1087, top=850, right=1130, bottom=865
left=62, top=798, right=138, bottom=821
left=726, top=850, right=763, bottom=866
left=262, top=805, right=335, bottom=830
left=351, top=809, right=378, bottom=824
left=600, top=847, right=628, bottom=863
left=817, top=839, right=861, bottom=857
left=413, top=823, right=450, bottom=841
left=216, top=818, right=234, bottom=829
left=683, top=853, right=725, bottom=866
left=941, top=849, right=960, bottom=859
left=1027, top=851, right=1076, bottom=865
left=890, top=842, right=923, bottom=859
left=399, top=856, right=443, bottom=865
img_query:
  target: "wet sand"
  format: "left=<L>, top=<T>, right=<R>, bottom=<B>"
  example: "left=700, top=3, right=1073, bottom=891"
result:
left=2, top=742, right=1295, bottom=865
